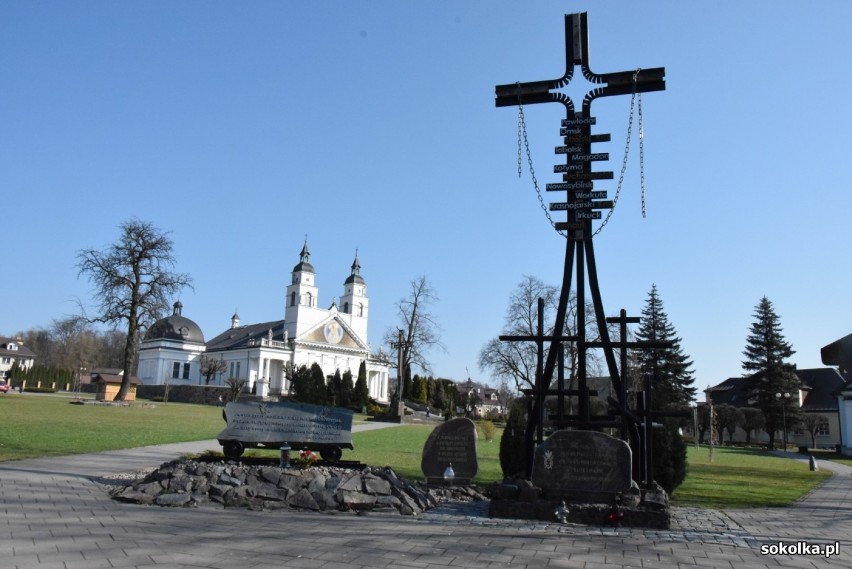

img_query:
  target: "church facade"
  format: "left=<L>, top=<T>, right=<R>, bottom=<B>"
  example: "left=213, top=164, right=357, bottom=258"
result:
left=137, top=242, right=391, bottom=403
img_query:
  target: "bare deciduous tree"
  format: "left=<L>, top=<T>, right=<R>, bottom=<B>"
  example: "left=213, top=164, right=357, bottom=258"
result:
left=77, top=218, right=192, bottom=401
left=50, top=317, right=98, bottom=371
left=478, top=275, right=600, bottom=394
left=383, top=276, right=445, bottom=376
left=200, top=355, right=228, bottom=385
left=802, top=414, right=829, bottom=449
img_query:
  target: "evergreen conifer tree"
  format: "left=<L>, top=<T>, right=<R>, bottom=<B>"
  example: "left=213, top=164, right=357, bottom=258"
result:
left=413, top=375, right=428, bottom=404
left=635, top=285, right=695, bottom=493
left=355, top=361, right=369, bottom=409
left=309, top=363, right=327, bottom=405
left=636, top=284, right=697, bottom=409
left=287, top=364, right=312, bottom=402
left=432, top=379, right=446, bottom=411
left=340, top=370, right=354, bottom=408
left=742, top=296, right=798, bottom=449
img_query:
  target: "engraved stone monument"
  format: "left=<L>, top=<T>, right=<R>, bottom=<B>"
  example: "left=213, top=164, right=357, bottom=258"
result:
left=531, top=430, right=631, bottom=502
left=421, top=418, right=478, bottom=484
left=217, top=400, right=353, bottom=461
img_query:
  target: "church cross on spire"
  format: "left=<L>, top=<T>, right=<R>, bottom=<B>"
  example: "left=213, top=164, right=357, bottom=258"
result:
left=300, top=236, right=310, bottom=263
left=351, top=248, right=361, bottom=276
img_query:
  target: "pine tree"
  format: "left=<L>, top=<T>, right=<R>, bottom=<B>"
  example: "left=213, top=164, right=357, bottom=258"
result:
left=742, top=296, right=798, bottom=449
left=635, top=285, right=695, bottom=494
left=636, top=284, right=697, bottom=409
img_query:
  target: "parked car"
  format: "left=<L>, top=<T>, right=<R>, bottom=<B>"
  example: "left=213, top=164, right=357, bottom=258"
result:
left=0, top=379, right=8, bottom=393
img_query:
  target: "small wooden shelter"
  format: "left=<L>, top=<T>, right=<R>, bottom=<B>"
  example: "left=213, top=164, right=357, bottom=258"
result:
left=93, top=373, right=140, bottom=401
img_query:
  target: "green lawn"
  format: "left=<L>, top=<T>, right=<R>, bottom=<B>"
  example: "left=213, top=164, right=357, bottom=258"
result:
left=0, top=394, right=833, bottom=508
left=0, top=393, right=225, bottom=461
left=671, top=445, right=831, bottom=508
left=350, top=425, right=502, bottom=484
left=243, top=424, right=503, bottom=484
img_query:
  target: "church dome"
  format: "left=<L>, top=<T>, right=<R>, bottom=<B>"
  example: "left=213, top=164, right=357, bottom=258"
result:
left=145, top=301, right=205, bottom=344
left=344, top=273, right=365, bottom=285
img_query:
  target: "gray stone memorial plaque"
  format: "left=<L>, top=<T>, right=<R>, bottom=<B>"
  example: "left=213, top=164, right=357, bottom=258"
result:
left=421, top=417, right=478, bottom=483
left=531, top=430, right=631, bottom=501
left=218, top=401, right=353, bottom=447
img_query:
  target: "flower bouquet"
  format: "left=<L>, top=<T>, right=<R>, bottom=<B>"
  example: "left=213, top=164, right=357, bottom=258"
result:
left=292, top=449, right=319, bottom=469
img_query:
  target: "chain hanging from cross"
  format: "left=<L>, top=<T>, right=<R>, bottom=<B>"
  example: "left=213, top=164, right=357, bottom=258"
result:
left=515, top=70, right=648, bottom=238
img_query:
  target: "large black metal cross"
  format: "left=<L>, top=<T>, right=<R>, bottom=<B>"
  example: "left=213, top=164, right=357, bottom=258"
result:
left=495, top=12, right=665, bottom=478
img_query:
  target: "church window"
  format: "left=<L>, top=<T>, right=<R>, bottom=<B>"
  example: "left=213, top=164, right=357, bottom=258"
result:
left=290, top=292, right=296, bottom=307
left=182, top=363, right=190, bottom=379
left=358, top=303, right=364, bottom=317
left=172, top=362, right=180, bottom=378
left=305, top=292, right=312, bottom=307
left=343, top=302, right=349, bottom=314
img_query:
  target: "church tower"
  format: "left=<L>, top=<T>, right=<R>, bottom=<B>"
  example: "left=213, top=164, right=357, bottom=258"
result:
left=339, top=250, right=369, bottom=341
left=285, top=239, right=322, bottom=338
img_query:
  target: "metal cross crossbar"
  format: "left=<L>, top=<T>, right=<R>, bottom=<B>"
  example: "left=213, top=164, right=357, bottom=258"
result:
left=495, top=12, right=666, bottom=478
left=495, top=13, right=664, bottom=115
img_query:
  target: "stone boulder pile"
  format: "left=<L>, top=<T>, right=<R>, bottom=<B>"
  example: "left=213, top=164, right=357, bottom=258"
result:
left=111, top=459, right=447, bottom=515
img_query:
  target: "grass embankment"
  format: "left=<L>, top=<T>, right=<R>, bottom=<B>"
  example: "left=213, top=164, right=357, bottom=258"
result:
left=671, top=445, right=830, bottom=508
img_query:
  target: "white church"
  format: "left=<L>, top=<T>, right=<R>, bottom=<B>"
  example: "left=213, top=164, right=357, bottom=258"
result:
left=137, top=242, right=391, bottom=402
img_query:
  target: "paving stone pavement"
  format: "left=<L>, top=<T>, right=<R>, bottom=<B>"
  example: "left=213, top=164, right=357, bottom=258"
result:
left=1, top=443, right=851, bottom=569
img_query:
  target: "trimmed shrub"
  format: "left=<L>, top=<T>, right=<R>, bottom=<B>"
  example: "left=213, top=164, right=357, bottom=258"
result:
left=478, top=420, right=497, bottom=442
left=652, top=419, right=687, bottom=494
left=499, top=398, right=528, bottom=477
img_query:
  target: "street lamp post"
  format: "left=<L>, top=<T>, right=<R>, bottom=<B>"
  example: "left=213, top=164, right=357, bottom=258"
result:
left=776, top=392, right=791, bottom=450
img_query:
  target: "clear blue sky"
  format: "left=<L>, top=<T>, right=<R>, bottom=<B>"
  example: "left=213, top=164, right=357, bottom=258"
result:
left=2, top=1, right=850, bottom=397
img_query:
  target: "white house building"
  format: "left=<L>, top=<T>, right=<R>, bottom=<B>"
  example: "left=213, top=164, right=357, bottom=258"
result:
left=0, top=336, right=36, bottom=379
left=138, top=242, right=390, bottom=403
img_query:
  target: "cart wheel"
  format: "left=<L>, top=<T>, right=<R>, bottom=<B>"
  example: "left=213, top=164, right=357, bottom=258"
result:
left=320, top=446, right=342, bottom=462
left=222, top=440, right=244, bottom=459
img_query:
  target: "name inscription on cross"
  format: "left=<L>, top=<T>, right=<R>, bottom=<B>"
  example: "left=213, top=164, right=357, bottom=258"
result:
left=495, top=12, right=664, bottom=236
